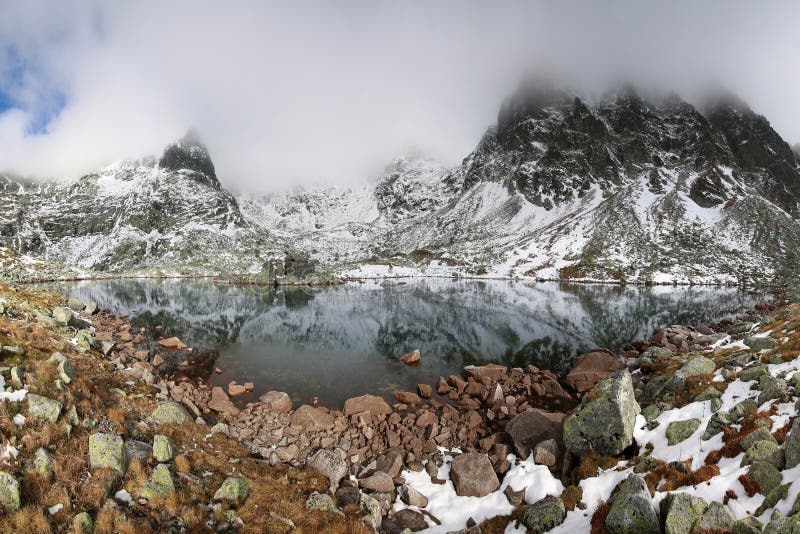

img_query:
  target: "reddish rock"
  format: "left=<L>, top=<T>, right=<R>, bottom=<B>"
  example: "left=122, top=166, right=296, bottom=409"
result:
left=565, top=349, right=626, bottom=394
left=449, top=453, right=499, bottom=497
left=158, top=337, right=187, bottom=350
left=228, top=382, right=247, bottom=397
left=208, top=386, right=240, bottom=416
left=360, top=471, right=394, bottom=493
left=417, top=384, right=433, bottom=398
left=395, top=391, right=422, bottom=406
left=505, top=409, right=566, bottom=459
left=259, top=391, right=293, bottom=413
left=399, top=349, right=421, bottom=366
left=152, top=354, right=165, bottom=368
left=464, top=363, right=507, bottom=382
left=343, top=394, right=392, bottom=417
left=290, top=405, right=334, bottom=431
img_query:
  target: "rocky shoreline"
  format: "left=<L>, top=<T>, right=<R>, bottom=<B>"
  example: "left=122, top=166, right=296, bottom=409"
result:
left=0, top=278, right=796, bottom=533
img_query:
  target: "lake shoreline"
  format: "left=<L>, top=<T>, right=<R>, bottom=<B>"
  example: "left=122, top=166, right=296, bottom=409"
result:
left=0, top=276, right=794, bottom=532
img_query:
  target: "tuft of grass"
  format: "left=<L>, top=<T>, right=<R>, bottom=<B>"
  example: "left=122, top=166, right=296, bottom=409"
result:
left=590, top=500, right=610, bottom=534
left=561, top=485, right=583, bottom=511
left=5, top=505, right=52, bottom=534
left=576, top=451, right=618, bottom=480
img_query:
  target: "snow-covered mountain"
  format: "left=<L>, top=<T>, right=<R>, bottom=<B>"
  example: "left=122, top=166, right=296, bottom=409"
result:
left=1, top=81, right=800, bottom=283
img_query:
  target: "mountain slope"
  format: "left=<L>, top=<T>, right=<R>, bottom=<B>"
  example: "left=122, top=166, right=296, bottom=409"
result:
left=0, top=134, right=277, bottom=274
left=1, top=82, right=799, bottom=283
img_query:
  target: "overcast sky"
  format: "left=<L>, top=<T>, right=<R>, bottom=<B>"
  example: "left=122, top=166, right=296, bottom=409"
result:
left=1, top=1, right=799, bottom=192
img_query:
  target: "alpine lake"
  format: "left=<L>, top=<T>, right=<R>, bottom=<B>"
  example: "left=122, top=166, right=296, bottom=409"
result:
left=39, top=278, right=767, bottom=408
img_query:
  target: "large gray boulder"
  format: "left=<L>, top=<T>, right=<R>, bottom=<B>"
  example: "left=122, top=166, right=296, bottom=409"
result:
left=563, top=371, right=640, bottom=456
left=89, top=433, right=128, bottom=476
left=605, top=474, right=659, bottom=534
left=661, top=492, right=708, bottom=534
left=786, top=417, right=800, bottom=468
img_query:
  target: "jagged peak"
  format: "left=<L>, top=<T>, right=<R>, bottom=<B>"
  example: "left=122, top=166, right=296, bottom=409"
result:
left=158, top=129, right=219, bottom=187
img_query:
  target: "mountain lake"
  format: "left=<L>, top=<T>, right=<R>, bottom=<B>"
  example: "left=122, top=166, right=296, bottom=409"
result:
left=39, top=278, right=767, bottom=408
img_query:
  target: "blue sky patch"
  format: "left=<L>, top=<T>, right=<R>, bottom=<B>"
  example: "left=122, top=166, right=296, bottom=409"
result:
left=0, top=43, right=66, bottom=135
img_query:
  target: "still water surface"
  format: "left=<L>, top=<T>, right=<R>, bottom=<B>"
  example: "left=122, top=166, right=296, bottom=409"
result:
left=42, top=279, right=765, bottom=406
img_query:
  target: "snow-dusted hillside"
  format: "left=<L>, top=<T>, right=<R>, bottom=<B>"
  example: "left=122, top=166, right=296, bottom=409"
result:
left=1, top=82, right=799, bottom=283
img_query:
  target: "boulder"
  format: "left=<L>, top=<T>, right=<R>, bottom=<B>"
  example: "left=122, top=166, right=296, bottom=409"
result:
left=521, top=495, right=566, bottom=533
left=533, top=439, right=559, bottom=467
left=605, top=475, right=658, bottom=534
left=673, top=356, right=716, bottom=387
left=343, top=394, right=392, bottom=416
left=208, top=386, right=240, bottom=416
left=449, top=453, right=500, bottom=497
left=665, top=419, right=701, bottom=445
left=258, top=391, right=293, bottom=413
left=661, top=492, right=707, bottom=534
left=290, top=405, right=334, bottom=431
left=785, top=417, right=800, bottom=468
left=213, top=477, right=250, bottom=506
left=306, top=492, right=343, bottom=515
left=744, top=336, right=778, bottom=351
left=360, top=471, right=394, bottom=493
left=565, top=350, right=625, bottom=393
left=148, top=401, right=191, bottom=424
left=158, top=337, right=187, bottom=349
left=140, top=463, right=175, bottom=499
left=0, top=472, right=20, bottom=511
left=392, top=509, right=427, bottom=531
left=360, top=493, right=382, bottom=530
left=399, top=349, right=421, bottom=365
left=34, top=448, right=53, bottom=477
left=27, top=394, right=62, bottom=424
left=694, top=502, right=733, bottom=533
left=125, top=440, right=154, bottom=462
left=758, top=375, right=788, bottom=405
left=763, top=512, right=800, bottom=533
left=740, top=428, right=775, bottom=451
left=742, top=440, right=784, bottom=469
left=506, top=409, right=566, bottom=459
left=563, top=371, right=640, bottom=456
left=58, top=359, right=76, bottom=384
left=89, top=433, right=128, bottom=476
left=464, top=364, right=507, bottom=382
left=153, top=435, right=175, bottom=462
left=395, top=391, right=422, bottom=406
left=417, top=384, right=433, bottom=398
left=747, top=461, right=782, bottom=495
left=401, top=485, right=428, bottom=508
left=732, top=517, right=763, bottom=534
left=308, top=449, right=347, bottom=492
left=73, top=511, right=94, bottom=533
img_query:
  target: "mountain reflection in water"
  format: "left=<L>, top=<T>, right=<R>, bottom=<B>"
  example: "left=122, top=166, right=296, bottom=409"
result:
left=41, top=278, right=766, bottom=407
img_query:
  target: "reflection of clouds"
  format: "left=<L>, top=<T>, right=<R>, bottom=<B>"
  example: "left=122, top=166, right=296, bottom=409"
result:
left=44, top=279, right=764, bottom=376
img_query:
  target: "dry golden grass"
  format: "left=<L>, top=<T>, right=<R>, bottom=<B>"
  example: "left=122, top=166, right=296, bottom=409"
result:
left=3, top=505, right=52, bottom=534
left=561, top=485, right=583, bottom=511
left=590, top=500, right=610, bottom=534
left=576, top=451, right=618, bottom=480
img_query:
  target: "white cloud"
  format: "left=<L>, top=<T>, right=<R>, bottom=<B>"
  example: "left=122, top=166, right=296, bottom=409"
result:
left=0, top=0, right=798, bottom=192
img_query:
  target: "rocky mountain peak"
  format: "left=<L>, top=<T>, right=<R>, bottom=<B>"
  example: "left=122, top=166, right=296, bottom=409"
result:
left=158, top=129, right=219, bottom=188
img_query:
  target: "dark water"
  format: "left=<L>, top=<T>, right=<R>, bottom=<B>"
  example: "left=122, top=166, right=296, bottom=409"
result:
left=40, top=278, right=765, bottom=407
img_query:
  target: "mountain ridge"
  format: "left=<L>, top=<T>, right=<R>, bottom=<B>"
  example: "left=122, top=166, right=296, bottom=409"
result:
left=1, top=82, right=800, bottom=284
